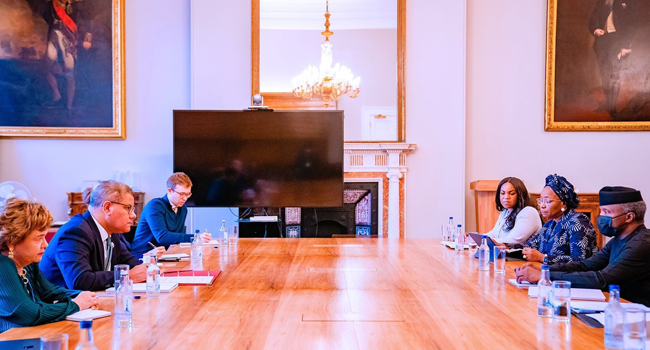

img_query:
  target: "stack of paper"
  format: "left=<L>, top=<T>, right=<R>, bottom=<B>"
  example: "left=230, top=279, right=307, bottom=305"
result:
left=528, top=287, right=606, bottom=301
left=160, top=253, right=189, bottom=259
left=508, top=279, right=536, bottom=289
left=107, top=282, right=179, bottom=293
left=572, top=301, right=650, bottom=313
left=66, top=309, right=111, bottom=322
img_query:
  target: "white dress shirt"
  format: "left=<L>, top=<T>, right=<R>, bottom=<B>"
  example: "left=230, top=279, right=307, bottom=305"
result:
left=485, top=206, right=542, bottom=245
left=90, top=213, right=112, bottom=269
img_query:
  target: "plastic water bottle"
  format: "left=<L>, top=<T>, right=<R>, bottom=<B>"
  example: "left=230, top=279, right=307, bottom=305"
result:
left=74, top=320, right=99, bottom=350
left=145, top=253, right=160, bottom=299
left=191, top=230, right=203, bottom=270
left=537, top=264, right=553, bottom=317
left=478, top=235, right=490, bottom=271
left=219, top=220, right=228, bottom=246
left=445, top=217, right=454, bottom=242
left=604, top=285, right=625, bottom=349
left=455, top=224, right=464, bottom=254
left=114, top=271, right=132, bottom=328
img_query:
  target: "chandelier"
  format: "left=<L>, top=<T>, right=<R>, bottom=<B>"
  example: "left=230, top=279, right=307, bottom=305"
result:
left=291, top=0, right=361, bottom=108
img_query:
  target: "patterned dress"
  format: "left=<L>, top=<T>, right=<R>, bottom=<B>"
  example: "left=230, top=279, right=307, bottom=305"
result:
left=524, top=209, right=597, bottom=264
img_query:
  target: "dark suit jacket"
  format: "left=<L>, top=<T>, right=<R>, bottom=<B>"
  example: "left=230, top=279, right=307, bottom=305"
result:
left=588, top=0, right=637, bottom=49
left=40, top=212, right=141, bottom=291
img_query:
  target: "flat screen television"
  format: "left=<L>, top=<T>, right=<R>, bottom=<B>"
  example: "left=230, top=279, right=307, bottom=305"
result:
left=173, top=110, right=344, bottom=208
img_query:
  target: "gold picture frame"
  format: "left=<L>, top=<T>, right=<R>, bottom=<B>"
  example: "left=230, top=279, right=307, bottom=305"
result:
left=0, top=0, right=126, bottom=139
left=251, top=0, right=406, bottom=142
left=545, top=0, right=650, bottom=131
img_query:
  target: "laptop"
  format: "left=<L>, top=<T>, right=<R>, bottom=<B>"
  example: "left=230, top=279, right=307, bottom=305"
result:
left=467, top=232, right=526, bottom=262
left=0, top=338, right=41, bottom=350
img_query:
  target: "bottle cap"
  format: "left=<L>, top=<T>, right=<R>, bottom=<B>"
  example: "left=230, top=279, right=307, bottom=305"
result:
left=541, top=264, right=550, bottom=271
left=80, top=320, right=93, bottom=329
left=609, top=284, right=620, bottom=292
left=481, top=235, right=487, bottom=239
left=195, top=230, right=200, bottom=234
left=449, top=217, right=453, bottom=220
left=457, top=224, right=461, bottom=227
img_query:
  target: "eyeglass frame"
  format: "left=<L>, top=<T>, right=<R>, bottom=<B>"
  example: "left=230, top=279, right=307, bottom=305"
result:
left=109, top=201, right=136, bottom=214
left=536, top=198, right=563, bottom=206
left=171, top=188, right=192, bottom=199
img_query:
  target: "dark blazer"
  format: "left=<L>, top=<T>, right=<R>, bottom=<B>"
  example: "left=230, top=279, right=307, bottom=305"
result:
left=588, top=0, right=637, bottom=49
left=40, top=212, right=141, bottom=291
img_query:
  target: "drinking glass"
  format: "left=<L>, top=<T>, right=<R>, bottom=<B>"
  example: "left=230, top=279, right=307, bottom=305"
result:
left=551, top=281, right=571, bottom=322
left=41, top=334, right=68, bottom=350
left=493, top=246, right=507, bottom=274
left=114, top=264, right=130, bottom=284
left=229, top=225, right=238, bottom=245
left=115, top=279, right=133, bottom=328
left=624, top=307, right=646, bottom=350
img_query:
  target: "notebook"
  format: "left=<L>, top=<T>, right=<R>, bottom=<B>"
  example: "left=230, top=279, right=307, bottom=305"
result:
left=508, top=279, right=536, bottom=289
left=160, top=270, right=221, bottom=285
left=65, top=309, right=111, bottom=322
left=0, top=338, right=41, bottom=350
left=106, top=282, right=179, bottom=293
left=528, top=287, right=606, bottom=301
left=571, top=301, right=650, bottom=313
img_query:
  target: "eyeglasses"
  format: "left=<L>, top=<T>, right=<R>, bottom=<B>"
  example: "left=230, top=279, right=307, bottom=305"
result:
left=536, top=198, right=562, bottom=206
left=172, top=189, right=192, bottom=199
left=109, top=201, right=135, bottom=214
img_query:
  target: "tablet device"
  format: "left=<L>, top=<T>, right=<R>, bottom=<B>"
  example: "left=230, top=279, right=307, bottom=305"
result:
left=468, top=232, right=495, bottom=261
left=0, top=338, right=41, bottom=350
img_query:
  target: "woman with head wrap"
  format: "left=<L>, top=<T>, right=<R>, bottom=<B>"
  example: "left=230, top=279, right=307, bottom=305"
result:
left=522, top=174, right=597, bottom=264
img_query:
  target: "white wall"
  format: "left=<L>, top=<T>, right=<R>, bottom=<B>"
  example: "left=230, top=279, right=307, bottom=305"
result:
left=465, top=0, right=650, bottom=232
left=0, top=0, right=192, bottom=221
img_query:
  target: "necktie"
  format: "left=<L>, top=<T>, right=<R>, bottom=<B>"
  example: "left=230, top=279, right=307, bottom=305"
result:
left=105, top=237, right=114, bottom=271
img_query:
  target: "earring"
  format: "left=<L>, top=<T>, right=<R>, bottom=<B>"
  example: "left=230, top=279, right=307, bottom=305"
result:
left=561, top=208, right=566, bottom=212
left=8, top=248, right=14, bottom=259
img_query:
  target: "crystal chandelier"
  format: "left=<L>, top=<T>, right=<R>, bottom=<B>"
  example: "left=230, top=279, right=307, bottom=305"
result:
left=291, top=0, right=361, bottom=108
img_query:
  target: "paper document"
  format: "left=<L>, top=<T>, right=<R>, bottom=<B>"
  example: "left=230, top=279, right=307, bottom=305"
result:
left=131, top=283, right=178, bottom=293
left=508, top=279, right=535, bottom=289
left=160, top=276, right=214, bottom=285
left=528, top=287, right=606, bottom=301
left=572, top=301, right=650, bottom=313
left=66, top=309, right=111, bottom=322
left=161, top=253, right=189, bottom=259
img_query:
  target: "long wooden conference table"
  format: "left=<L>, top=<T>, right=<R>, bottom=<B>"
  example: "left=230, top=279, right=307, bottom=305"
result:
left=0, top=238, right=607, bottom=349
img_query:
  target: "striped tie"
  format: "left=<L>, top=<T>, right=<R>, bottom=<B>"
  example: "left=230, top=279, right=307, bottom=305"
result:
left=105, top=237, right=114, bottom=271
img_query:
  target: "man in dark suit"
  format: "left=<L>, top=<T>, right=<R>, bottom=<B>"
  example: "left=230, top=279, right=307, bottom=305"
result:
left=40, top=181, right=147, bottom=291
left=589, top=0, right=637, bottom=119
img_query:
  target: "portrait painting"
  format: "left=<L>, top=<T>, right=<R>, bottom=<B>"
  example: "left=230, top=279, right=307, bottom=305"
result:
left=0, top=0, right=124, bottom=139
left=545, top=0, right=650, bottom=131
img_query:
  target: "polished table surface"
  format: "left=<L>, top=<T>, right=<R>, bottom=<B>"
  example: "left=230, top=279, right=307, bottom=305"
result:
left=0, top=238, right=607, bottom=349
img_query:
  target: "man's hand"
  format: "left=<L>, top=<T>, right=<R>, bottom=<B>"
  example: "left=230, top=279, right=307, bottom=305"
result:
left=129, top=264, right=148, bottom=283
left=594, top=29, right=605, bottom=37
left=200, top=231, right=212, bottom=243
left=515, top=266, right=542, bottom=284
left=147, top=246, right=166, bottom=259
left=82, top=41, right=92, bottom=50
left=73, top=291, right=99, bottom=310
left=618, top=48, right=632, bottom=60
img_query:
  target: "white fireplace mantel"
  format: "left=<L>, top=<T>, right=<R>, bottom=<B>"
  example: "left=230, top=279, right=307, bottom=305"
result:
left=344, top=143, right=416, bottom=239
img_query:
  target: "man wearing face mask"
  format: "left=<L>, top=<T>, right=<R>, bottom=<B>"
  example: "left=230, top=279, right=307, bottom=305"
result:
left=516, top=186, right=650, bottom=306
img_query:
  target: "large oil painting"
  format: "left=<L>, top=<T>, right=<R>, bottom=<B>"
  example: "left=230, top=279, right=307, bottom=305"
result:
left=0, top=0, right=124, bottom=139
left=546, top=0, right=650, bottom=131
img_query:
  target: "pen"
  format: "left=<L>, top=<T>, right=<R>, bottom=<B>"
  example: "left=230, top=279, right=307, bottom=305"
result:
left=148, top=242, right=157, bottom=250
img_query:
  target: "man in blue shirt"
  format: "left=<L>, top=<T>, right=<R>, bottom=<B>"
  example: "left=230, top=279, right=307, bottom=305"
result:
left=131, top=173, right=211, bottom=257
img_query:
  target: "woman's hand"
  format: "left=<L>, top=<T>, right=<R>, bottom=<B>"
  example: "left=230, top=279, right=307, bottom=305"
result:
left=73, top=291, right=99, bottom=310
left=522, top=248, right=545, bottom=262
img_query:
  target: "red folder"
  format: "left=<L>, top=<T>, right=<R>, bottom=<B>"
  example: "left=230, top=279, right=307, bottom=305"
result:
left=160, top=270, right=221, bottom=286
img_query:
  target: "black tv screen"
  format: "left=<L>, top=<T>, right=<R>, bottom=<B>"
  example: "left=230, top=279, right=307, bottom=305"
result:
left=173, top=110, right=344, bottom=208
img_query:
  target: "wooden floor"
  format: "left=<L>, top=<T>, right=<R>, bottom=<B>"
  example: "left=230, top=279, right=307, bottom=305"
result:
left=0, top=238, right=606, bottom=349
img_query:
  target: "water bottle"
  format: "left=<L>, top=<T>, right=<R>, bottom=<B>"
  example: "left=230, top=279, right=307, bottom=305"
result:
left=191, top=230, right=203, bottom=270
left=146, top=253, right=160, bottom=299
left=114, top=271, right=132, bottom=328
left=219, top=220, right=228, bottom=245
left=537, top=264, right=553, bottom=317
left=74, top=320, right=99, bottom=350
left=604, top=285, right=625, bottom=349
left=478, top=235, right=490, bottom=271
left=445, top=217, right=454, bottom=242
left=455, top=224, right=464, bottom=254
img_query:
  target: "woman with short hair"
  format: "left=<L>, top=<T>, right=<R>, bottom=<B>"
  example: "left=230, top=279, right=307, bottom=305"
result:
left=485, top=177, right=542, bottom=245
left=0, top=198, right=98, bottom=333
left=522, top=174, right=597, bottom=264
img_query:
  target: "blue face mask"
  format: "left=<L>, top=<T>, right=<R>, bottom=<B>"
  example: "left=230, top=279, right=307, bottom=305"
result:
left=597, top=213, right=628, bottom=237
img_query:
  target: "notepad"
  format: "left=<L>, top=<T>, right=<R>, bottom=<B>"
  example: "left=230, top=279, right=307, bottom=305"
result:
left=160, top=253, right=189, bottom=259
left=66, top=309, right=111, bottom=322
left=159, top=270, right=220, bottom=285
left=508, top=279, right=536, bottom=289
left=572, top=301, right=650, bottom=313
left=132, top=282, right=178, bottom=293
left=528, top=287, right=606, bottom=301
